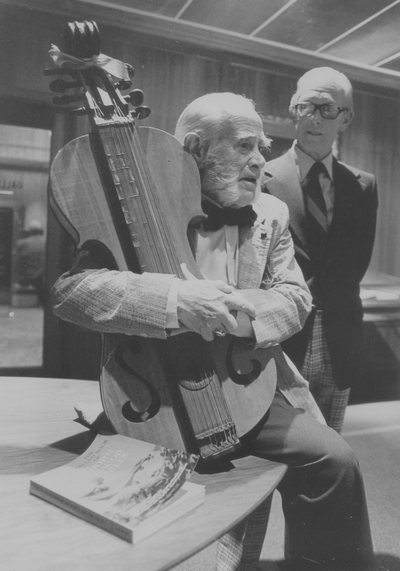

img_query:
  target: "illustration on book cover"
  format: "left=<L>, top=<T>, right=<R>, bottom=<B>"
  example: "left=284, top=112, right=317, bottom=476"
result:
left=76, top=437, right=198, bottom=525
left=30, top=433, right=204, bottom=541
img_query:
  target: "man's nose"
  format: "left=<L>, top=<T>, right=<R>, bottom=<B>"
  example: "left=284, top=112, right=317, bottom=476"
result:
left=310, top=108, right=323, bottom=122
left=250, top=149, right=266, bottom=170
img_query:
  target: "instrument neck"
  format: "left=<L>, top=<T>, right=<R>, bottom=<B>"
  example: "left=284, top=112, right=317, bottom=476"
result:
left=97, top=121, right=184, bottom=278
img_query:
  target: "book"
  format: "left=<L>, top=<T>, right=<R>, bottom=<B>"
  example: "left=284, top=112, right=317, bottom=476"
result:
left=30, top=433, right=205, bottom=543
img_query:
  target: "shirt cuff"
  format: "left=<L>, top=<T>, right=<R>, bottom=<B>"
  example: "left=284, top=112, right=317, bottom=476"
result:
left=235, top=311, right=255, bottom=338
left=165, top=277, right=181, bottom=329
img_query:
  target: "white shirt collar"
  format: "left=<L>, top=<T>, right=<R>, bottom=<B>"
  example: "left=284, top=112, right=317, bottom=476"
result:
left=292, top=141, right=333, bottom=182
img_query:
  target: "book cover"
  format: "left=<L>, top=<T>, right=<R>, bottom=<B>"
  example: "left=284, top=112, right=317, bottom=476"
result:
left=30, top=433, right=204, bottom=543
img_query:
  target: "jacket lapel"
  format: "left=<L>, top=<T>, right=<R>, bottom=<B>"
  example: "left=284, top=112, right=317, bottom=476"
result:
left=330, top=158, right=362, bottom=238
left=238, top=205, right=272, bottom=289
left=264, top=152, right=308, bottom=248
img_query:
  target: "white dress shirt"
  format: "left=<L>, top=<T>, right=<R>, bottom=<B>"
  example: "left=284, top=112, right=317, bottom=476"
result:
left=166, top=201, right=253, bottom=336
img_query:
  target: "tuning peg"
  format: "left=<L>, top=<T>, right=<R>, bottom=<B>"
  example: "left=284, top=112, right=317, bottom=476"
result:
left=49, top=78, right=81, bottom=93
left=52, top=94, right=85, bottom=105
left=125, top=64, right=135, bottom=79
left=135, top=105, right=151, bottom=120
left=115, top=80, right=132, bottom=91
left=127, top=89, right=144, bottom=107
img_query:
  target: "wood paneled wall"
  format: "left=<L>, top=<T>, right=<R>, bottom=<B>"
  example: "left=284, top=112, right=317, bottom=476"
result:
left=340, top=90, right=400, bottom=277
left=1, top=5, right=399, bottom=378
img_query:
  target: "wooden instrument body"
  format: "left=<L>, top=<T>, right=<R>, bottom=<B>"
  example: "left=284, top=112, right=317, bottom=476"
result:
left=50, top=125, right=277, bottom=455
left=98, top=332, right=276, bottom=453
left=49, top=126, right=202, bottom=278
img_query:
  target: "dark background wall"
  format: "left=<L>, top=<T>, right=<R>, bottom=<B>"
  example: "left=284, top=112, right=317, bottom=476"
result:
left=1, top=4, right=399, bottom=390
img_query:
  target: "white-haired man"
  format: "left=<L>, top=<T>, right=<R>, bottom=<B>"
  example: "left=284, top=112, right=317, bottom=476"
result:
left=52, top=92, right=375, bottom=571
left=264, top=68, right=378, bottom=433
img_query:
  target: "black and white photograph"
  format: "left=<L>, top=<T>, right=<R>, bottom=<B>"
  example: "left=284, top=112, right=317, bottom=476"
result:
left=1, top=2, right=400, bottom=570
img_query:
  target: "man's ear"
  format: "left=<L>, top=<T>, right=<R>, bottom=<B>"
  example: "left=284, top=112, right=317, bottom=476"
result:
left=184, top=132, right=206, bottom=165
left=339, top=109, right=354, bottom=133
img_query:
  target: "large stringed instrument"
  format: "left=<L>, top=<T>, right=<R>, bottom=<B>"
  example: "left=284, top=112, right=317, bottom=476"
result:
left=47, top=21, right=277, bottom=461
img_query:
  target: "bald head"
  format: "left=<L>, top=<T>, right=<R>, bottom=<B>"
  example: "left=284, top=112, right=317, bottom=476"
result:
left=174, top=92, right=265, bottom=145
left=289, top=67, right=354, bottom=160
left=174, top=92, right=269, bottom=208
left=290, top=67, right=353, bottom=115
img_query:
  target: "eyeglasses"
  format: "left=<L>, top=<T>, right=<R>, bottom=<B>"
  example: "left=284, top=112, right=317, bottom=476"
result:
left=294, top=102, right=348, bottom=120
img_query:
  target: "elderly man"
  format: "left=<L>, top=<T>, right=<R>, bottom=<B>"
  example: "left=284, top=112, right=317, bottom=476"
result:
left=264, top=67, right=378, bottom=433
left=52, top=92, right=375, bottom=571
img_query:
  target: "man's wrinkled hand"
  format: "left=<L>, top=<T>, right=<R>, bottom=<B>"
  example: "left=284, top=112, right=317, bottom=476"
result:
left=177, top=264, right=256, bottom=341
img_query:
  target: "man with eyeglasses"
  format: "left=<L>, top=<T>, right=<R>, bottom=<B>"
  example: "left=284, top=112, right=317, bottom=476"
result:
left=263, top=67, right=378, bottom=433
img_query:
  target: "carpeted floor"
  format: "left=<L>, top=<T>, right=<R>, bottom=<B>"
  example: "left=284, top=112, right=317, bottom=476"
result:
left=173, top=400, right=400, bottom=571
left=342, top=401, right=400, bottom=571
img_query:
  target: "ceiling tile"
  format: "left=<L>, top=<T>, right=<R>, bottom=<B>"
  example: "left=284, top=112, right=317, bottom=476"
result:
left=99, top=0, right=188, bottom=18
left=381, top=58, right=400, bottom=72
left=178, top=0, right=289, bottom=35
left=321, top=4, right=400, bottom=66
left=254, top=0, right=397, bottom=51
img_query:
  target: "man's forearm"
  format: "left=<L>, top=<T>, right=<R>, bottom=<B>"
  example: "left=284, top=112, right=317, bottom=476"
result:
left=51, top=268, right=175, bottom=338
left=240, top=285, right=312, bottom=347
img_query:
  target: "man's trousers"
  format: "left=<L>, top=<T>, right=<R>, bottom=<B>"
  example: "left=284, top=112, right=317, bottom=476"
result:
left=217, top=391, right=375, bottom=571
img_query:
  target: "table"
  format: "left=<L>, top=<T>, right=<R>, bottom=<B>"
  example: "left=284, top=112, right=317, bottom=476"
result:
left=0, top=376, right=286, bottom=571
left=361, top=271, right=400, bottom=322
left=355, top=273, right=400, bottom=402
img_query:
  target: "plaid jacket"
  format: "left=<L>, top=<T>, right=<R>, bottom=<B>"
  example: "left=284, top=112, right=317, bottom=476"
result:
left=52, top=192, right=324, bottom=420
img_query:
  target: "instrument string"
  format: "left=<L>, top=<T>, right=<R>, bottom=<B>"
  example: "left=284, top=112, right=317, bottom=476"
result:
left=124, top=119, right=237, bottom=447
left=118, top=119, right=180, bottom=274
left=100, top=107, right=236, bottom=452
left=103, top=120, right=170, bottom=273
left=181, top=338, right=236, bottom=448
left=198, top=342, right=236, bottom=444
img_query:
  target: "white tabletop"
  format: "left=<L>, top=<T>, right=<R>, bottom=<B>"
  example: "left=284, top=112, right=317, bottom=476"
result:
left=1, top=376, right=286, bottom=571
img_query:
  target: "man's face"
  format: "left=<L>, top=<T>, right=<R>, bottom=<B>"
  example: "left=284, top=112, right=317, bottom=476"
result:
left=201, top=111, right=267, bottom=208
left=294, top=82, right=352, bottom=161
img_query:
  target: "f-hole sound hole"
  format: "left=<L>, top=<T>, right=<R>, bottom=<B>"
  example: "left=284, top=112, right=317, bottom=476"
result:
left=227, top=337, right=262, bottom=386
left=115, top=339, right=161, bottom=423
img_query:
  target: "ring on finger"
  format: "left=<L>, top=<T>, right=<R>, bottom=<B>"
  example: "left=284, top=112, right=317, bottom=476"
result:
left=213, top=326, right=227, bottom=338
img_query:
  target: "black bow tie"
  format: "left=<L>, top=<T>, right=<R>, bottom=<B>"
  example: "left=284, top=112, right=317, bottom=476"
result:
left=201, top=201, right=258, bottom=231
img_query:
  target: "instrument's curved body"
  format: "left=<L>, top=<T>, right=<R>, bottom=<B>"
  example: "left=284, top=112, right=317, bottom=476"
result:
left=48, top=21, right=277, bottom=460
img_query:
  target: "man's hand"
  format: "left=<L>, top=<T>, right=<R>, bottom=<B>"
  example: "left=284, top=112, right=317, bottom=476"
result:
left=177, top=264, right=256, bottom=341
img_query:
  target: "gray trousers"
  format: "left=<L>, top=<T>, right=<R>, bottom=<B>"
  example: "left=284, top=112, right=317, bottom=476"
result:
left=217, top=391, right=375, bottom=571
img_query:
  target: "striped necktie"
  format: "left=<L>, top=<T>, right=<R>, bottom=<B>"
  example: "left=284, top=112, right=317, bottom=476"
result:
left=303, top=162, right=328, bottom=234
left=302, top=162, right=330, bottom=264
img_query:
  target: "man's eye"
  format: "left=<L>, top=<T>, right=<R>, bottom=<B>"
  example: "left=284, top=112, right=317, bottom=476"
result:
left=239, top=141, right=251, bottom=151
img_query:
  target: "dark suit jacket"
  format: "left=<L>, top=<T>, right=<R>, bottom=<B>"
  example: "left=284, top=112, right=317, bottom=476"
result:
left=263, top=149, right=378, bottom=389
